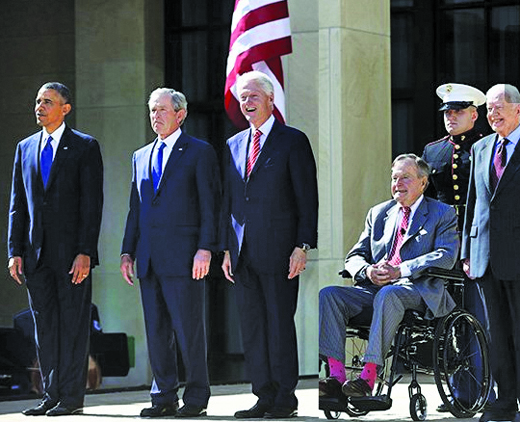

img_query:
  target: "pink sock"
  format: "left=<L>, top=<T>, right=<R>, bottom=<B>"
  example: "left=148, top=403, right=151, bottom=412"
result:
left=327, top=357, right=346, bottom=384
left=359, top=362, right=377, bottom=390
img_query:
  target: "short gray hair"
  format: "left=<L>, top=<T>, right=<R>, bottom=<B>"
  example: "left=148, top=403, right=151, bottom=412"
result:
left=148, top=88, right=188, bottom=124
left=392, top=153, right=431, bottom=179
left=236, top=71, right=274, bottom=97
left=487, top=84, right=520, bottom=104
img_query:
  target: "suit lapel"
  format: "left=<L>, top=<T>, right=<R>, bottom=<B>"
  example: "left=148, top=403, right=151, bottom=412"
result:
left=229, top=131, right=249, bottom=179
left=29, top=132, right=44, bottom=190
left=495, top=137, right=520, bottom=196
left=480, top=134, right=496, bottom=197
left=45, top=127, right=73, bottom=191
left=248, top=119, right=281, bottom=179
left=405, top=199, right=428, bottom=243
left=155, top=134, right=188, bottom=194
left=383, top=204, right=399, bottom=257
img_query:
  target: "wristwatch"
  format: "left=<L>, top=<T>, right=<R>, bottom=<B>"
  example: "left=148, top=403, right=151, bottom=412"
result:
left=298, top=243, right=311, bottom=252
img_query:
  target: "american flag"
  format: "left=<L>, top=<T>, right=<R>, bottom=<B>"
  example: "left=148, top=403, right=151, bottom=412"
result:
left=225, top=0, right=293, bottom=129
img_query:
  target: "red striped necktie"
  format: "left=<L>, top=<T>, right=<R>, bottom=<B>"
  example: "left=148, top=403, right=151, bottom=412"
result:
left=388, top=206, right=411, bottom=266
left=246, top=129, right=262, bottom=178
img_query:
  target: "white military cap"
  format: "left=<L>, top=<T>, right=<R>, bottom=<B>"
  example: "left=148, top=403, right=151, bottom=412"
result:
left=436, top=83, right=486, bottom=111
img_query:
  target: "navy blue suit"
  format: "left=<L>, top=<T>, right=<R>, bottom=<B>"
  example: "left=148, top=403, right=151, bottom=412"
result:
left=122, top=132, right=220, bottom=407
left=8, top=126, right=103, bottom=408
left=220, top=119, right=318, bottom=410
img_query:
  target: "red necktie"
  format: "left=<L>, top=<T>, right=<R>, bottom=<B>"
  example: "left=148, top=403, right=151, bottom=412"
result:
left=388, top=206, right=411, bottom=266
left=246, top=129, right=262, bottom=178
left=490, top=138, right=509, bottom=191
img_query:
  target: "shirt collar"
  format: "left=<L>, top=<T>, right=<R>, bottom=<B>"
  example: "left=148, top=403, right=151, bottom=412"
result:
left=401, top=194, right=424, bottom=220
left=42, top=122, right=66, bottom=145
left=158, top=127, right=182, bottom=150
left=499, top=123, right=520, bottom=147
left=252, top=114, right=275, bottom=138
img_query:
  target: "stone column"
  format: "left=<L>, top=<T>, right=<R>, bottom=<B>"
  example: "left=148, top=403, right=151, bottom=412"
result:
left=74, top=0, right=164, bottom=388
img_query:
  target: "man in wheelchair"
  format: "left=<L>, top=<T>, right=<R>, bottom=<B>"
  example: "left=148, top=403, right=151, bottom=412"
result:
left=319, top=153, right=459, bottom=399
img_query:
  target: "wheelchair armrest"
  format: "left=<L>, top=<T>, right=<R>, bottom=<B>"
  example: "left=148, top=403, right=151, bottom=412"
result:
left=338, top=269, right=352, bottom=278
left=423, top=267, right=465, bottom=282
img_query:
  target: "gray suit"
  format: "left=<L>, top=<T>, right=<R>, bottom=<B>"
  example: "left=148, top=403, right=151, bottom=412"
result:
left=462, top=130, right=520, bottom=409
left=462, top=132, right=520, bottom=279
left=320, top=196, right=458, bottom=366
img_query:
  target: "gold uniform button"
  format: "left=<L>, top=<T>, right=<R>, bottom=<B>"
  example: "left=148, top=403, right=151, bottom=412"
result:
left=454, top=185, right=459, bottom=190
left=454, top=195, right=461, bottom=201
left=453, top=154, right=459, bottom=159
left=453, top=174, right=458, bottom=180
left=453, top=163, right=458, bottom=169
left=455, top=144, right=461, bottom=150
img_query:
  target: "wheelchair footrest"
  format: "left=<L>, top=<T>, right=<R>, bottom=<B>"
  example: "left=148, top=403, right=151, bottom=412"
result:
left=319, top=396, right=347, bottom=412
left=350, top=395, right=393, bottom=411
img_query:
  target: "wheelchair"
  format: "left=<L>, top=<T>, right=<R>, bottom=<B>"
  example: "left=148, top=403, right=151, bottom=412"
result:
left=319, top=267, right=491, bottom=421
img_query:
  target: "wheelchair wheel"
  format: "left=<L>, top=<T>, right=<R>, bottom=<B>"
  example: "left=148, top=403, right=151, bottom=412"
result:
left=324, top=409, right=341, bottom=419
left=433, top=309, right=491, bottom=418
left=344, top=331, right=367, bottom=381
left=410, top=393, right=427, bottom=421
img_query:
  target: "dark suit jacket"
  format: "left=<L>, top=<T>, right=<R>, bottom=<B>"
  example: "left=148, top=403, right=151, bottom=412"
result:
left=122, top=132, right=220, bottom=278
left=8, top=126, right=104, bottom=274
left=462, top=132, right=520, bottom=280
left=345, top=197, right=459, bottom=318
left=220, top=119, right=318, bottom=274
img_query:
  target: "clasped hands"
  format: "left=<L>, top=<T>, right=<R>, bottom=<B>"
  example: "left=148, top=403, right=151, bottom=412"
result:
left=367, top=261, right=401, bottom=286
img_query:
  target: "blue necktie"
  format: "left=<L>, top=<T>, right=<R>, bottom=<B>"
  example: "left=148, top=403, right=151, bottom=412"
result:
left=41, top=136, right=53, bottom=187
left=152, top=141, right=166, bottom=192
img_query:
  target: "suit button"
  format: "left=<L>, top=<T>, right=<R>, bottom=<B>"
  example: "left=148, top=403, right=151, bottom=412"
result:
left=245, top=197, right=250, bottom=201
left=454, top=195, right=461, bottom=201
left=453, top=154, right=459, bottom=159
left=455, top=144, right=461, bottom=150
left=453, top=174, right=458, bottom=180
left=453, top=185, right=459, bottom=190
left=452, top=163, right=458, bottom=169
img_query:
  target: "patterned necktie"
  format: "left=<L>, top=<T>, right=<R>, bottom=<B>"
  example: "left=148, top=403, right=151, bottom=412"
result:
left=246, top=129, right=262, bottom=178
left=41, top=136, right=53, bottom=188
left=152, top=141, right=166, bottom=192
left=388, top=206, right=411, bottom=266
left=490, top=138, right=509, bottom=191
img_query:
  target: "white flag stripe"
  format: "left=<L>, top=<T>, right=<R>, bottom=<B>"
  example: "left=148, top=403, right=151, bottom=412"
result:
left=231, top=0, right=285, bottom=33
left=253, top=61, right=286, bottom=120
left=226, top=18, right=291, bottom=75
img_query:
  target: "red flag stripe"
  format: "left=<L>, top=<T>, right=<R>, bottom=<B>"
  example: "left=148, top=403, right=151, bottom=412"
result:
left=225, top=0, right=292, bottom=129
left=225, top=37, right=292, bottom=91
left=226, top=19, right=291, bottom=76
left=230, top=2, right=289, bottom=46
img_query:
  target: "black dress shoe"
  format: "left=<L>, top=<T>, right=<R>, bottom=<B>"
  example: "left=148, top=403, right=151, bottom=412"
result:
left=46, top=404, right=83, bottom=416
left=342, top=378, right=373, bottom=397
left=319, top=377, right=343, bottom=398
left=480, top=409, right=517, bottom=422
left=175, top=404, right=207, bottom=417
left=264, top=407, right=297, bottom=419
left=234, top=403, right=272, bottom=418
left=22, top=400, right=58, bottom=416
left=437, top=402, right=449, bottom=412
left=140, top=403, right=179, bottom=418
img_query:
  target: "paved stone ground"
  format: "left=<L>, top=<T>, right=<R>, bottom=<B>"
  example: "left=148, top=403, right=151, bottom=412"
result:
left=0, top=376, right=483, bottom=422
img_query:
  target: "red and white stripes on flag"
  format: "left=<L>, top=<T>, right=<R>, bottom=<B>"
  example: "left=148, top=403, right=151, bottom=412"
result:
left=225, top=0, right=293, bottom=130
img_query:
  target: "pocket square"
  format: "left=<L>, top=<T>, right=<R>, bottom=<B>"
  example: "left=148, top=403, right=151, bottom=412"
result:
left=415, top=228, right=428, bottom=242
